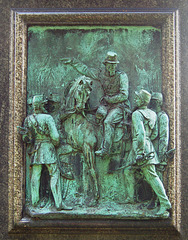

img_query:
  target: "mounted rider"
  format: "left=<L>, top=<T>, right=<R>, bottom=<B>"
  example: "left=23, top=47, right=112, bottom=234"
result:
left=61, top=51, right=131, bottom=157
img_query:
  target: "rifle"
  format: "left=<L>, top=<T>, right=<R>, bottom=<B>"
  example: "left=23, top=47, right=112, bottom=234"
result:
left=164, top=148, right=176, bottom=160
left=115, top=149, right=176, bottom=172
left=17, top=126, right=32, bottom=143
left=115, top=152, right=155, bottom=171
left=157, top=148, right=176, bottom=172
left=17, top=126, right=28, bottom=135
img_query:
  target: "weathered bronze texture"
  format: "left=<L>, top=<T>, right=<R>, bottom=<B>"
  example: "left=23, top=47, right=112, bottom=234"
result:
left=8, top=8, right=180, bottom=236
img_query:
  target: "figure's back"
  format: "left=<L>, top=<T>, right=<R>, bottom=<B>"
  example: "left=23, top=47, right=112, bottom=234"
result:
left=26, top=113, right=59, bottom=146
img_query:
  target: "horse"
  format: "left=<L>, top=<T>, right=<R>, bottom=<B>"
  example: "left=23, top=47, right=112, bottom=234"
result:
left=58, top=76, right=100, bottom=206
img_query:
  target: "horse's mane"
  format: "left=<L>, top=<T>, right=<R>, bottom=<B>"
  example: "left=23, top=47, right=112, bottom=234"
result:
left=65, top=76, right=92, bottom=110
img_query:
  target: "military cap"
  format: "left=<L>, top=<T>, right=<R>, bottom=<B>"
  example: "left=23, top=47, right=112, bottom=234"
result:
left=33, top=95, right=47, bottom=105
left=135, top=89, right=151, bottom=104
left=103, top=51, right=119, bottom=64
left=151, top=92, right=163, bottom=102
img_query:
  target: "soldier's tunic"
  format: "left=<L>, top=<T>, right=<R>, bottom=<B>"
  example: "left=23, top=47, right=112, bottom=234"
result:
left=68, top=59, right=130, bottom=151
left=153, top=111, right=169, bottom=181
left=24, top=113, right=62, bottom=208
left=126, top=109, right=159, bottom=167
left=124, top=108, right=171, bottom=208
left=24, top=114, right=59, bottom=165
left=153, top=111, right=169, bottom=161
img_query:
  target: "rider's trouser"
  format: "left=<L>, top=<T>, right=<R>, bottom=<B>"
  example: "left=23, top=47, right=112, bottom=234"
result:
left=103, top=107, right=123, bottom=151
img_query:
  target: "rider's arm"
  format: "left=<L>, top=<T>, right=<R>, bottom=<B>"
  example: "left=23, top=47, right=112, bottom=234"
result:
left=104, top=72, right=129, bottom=104
left=65, top=58, right=99, bottom=80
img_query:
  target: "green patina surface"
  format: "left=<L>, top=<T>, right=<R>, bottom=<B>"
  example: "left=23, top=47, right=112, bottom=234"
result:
left=24, top=26, right=171, bottom=219
left=27, top=25, right=162, bottom=106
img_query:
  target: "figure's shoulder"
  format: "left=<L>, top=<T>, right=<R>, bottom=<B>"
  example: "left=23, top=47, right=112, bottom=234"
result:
left=36, top=113, right=54, bottom=122
left=24, top=115, right=31, bottom=124
left=42, top=113, right=54, bottom=120
left=117, top=70, right=128, bottom=82
left=140, top=108, right=156, bottom=115
left=132, top=109, right=143, bottom=119
left=137, top=109, right=157, bottom=121
left=116, top=70, right=127, bottom=76
left=139, top=109, right=157, bottom=129
left=147, top=108, right=157, bottom=116
left=158, top=110, right=168, bottom=118
left=25, top=114, right=31, bottom=120
left=158, top=111, right=169, bottom=121
left=25, top=114, right=34, bottom=122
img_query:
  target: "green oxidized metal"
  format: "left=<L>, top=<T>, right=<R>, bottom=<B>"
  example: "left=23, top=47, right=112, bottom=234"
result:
left=19, top=26, right=173, bottom=219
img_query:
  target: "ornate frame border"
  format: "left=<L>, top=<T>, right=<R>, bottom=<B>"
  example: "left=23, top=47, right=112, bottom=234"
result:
left=9, top=9, right=180, bottom=235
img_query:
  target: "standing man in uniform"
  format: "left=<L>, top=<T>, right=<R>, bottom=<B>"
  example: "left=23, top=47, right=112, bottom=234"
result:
left=123, top=90, right=171, bottom=215
left=151, top=92, right=169, bottom=181
left=145, top=92, right=170, bottom=209
left=22, top=95, right=71, bottom=210
left=61, top=51, right=130, bottom=157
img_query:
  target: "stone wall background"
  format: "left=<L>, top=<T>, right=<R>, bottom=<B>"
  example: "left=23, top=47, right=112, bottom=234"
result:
left=0, top=1, right=188, bottom=239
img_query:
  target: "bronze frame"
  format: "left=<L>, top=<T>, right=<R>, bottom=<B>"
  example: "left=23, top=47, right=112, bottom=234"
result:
left=9, top=9, right=180, bottom=235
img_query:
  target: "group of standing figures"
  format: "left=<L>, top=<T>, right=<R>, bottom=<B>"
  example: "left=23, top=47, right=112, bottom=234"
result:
left=20, top=51, right=173, bottom=216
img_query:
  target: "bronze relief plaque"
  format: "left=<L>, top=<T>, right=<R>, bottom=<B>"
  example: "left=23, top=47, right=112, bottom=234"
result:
left=9, top=9, right=180, bottom=234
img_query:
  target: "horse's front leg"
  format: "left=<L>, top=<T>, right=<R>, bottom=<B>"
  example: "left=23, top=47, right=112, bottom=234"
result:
left=83, top=144, right=100, bottom=202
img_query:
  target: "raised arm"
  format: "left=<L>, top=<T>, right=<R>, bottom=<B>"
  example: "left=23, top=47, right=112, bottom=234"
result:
left=61, top=58, right=99, bottom=80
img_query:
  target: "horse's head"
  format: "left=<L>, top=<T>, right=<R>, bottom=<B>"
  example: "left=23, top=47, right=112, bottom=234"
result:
left=66, top=76, right=93, bottom=111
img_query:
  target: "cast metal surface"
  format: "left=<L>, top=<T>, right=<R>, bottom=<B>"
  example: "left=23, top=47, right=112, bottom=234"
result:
left=8, top=8, right=180, bottom=235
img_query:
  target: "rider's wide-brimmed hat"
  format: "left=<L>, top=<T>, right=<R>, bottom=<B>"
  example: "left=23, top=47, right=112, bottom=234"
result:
left=135, top=89, right=151, bottom=104
left=103, top=51, right=119, bottom=64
